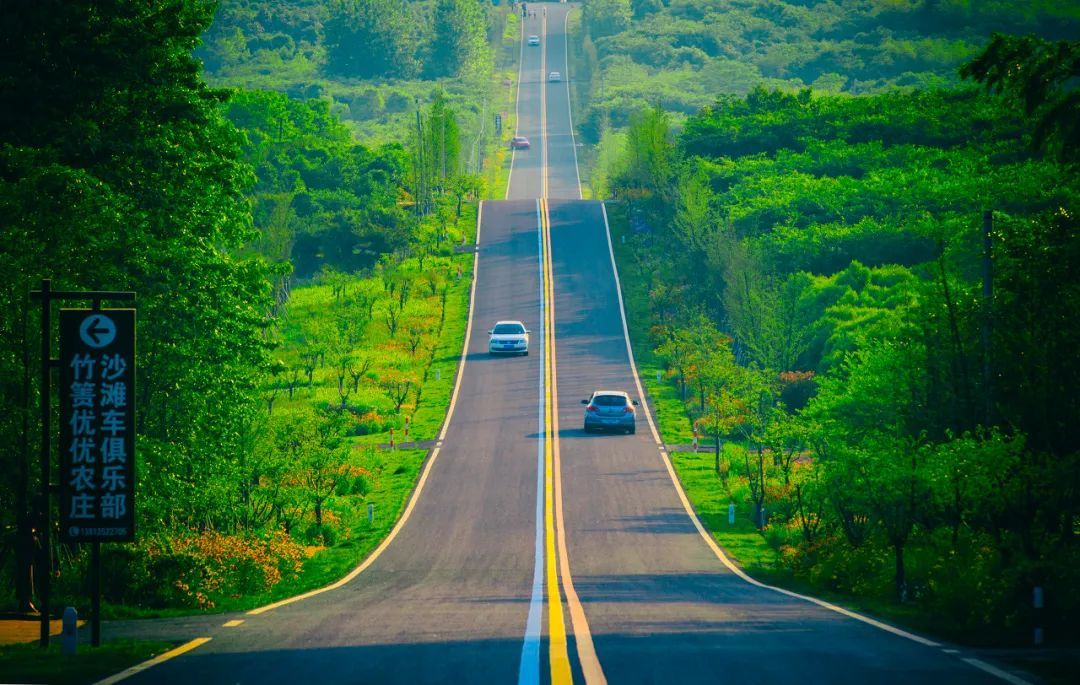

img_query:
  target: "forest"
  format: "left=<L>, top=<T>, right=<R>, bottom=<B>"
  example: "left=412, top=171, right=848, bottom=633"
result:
left=572, top=0, right=1080, bottom=141
left=0, top=0, right=504, bottom=617
left=599, top=28, right=1080, bottom=642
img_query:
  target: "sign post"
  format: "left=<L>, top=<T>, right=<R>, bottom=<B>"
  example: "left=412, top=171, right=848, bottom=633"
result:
left=59, top=307, right=135, bottom=647
left=31, top=280, right=135, bottom=648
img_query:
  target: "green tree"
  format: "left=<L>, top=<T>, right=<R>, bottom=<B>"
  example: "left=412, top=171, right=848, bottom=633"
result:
left=1, top=0, right=275, bottom=609
left=426, top=0, right=489, bottom=79
left=584, top=0, right=632, bottom=39
left=961, top=34, right=1080, bottom=163
left=324, top=0, right=418, bottom=79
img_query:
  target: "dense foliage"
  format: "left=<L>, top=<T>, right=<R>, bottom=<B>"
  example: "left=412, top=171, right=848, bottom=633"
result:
left=605, top=34, right=1080, bottom=642
left=571, top=0, right=1080, bottom=142
left=1, top=0, right=490, bottom=616
left=200, top=0, right=492, bottom=82
left=0, top=0, right=274, bottom=610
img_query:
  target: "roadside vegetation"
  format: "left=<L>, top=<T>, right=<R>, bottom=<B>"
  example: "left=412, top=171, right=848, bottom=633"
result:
left=571, top=0, right=1080, bottom=143
left=0, top=0, right=500, bottom=622
left=0, top=639, right=173, bottom=685
left=601, top=26, right=1080, bottom=646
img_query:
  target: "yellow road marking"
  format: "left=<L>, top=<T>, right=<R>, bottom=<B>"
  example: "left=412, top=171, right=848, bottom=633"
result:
left=542, top=199, right=572, bottom=684
left=222, top=619, right=244, bottom=627
left=544, top=200, right=607, bottom=685
left=93, top=637, right=212, bottom=685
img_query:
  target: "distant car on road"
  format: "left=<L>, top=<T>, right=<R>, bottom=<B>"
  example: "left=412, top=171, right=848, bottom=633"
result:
left=548, top=71, right=561, bottom=82
left=488, top=320, right=530, bottom=356
left=510, top=136, right=530, bottom=150
left=527, top=35, right=540, bottom=46
left=582, top=391, right=638, bottom=434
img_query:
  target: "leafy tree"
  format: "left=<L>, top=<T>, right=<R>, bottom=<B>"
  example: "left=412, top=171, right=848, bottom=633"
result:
left=961, top=34, right=1080, bottom=163
left=584, top=0, right=632, bottom=39
left=324, top=0, right=418, bottom=79
left=1, top=0, right=278, bottom=609
left=426, top=0, right=489, bottom=79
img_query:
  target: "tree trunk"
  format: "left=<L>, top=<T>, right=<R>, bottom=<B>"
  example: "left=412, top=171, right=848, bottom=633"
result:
left=894, top=541, right=907, bottom=603
left=714, top=437, right=724, bottom=481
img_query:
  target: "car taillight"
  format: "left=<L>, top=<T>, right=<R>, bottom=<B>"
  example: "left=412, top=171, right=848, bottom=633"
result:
left=586, top=405, right=598, bottom=412
left=624, top=406, right=635, bottom=414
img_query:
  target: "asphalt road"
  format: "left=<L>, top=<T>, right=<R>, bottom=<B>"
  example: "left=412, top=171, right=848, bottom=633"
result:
left=100, top=3, right=1028, bottom=684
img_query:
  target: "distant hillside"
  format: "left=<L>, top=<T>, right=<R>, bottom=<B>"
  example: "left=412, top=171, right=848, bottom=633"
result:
left=574, top=0, right=1080, bottom=138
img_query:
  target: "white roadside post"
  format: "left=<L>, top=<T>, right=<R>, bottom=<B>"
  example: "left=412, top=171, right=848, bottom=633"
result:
left=1033, top=586, right=1044, bottom=646
left=62, top=606, right=78, bottom=655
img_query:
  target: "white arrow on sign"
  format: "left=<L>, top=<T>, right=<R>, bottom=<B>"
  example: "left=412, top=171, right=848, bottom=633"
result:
left=79, top=314, right=116, bottom=348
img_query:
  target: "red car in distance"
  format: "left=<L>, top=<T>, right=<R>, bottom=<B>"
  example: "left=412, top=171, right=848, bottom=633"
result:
left=510, top=136, right=530, bottom=150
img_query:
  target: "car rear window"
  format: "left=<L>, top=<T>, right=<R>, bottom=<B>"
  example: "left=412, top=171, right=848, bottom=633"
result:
left=593, top=395, right=627, bottom=406
left=493, top=323, right=524, bottom=334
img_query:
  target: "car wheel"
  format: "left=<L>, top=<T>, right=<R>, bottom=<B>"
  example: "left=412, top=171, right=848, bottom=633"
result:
left=523, top=350, right=529, bottom=356
left=629, top=426, right=636, bottom=434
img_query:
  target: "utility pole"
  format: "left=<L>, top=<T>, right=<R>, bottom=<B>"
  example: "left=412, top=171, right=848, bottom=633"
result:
left=981, top=209, right=993, bottom=426
left=415, top=103, right=426, bottom=217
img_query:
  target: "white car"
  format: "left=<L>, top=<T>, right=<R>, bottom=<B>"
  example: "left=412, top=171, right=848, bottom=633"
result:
left=548, top=71, right=561, bottom=82
left=527, top=35, right=540, bottom=46
left=488, top=320, right=530, bottom=356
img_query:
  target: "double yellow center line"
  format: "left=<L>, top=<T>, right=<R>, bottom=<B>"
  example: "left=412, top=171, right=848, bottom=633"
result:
left=540, top=200, right=606, bottom=685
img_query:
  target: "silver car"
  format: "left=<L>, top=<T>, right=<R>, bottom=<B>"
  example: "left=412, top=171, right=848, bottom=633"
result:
left=582, top=390, right=638, bottom=434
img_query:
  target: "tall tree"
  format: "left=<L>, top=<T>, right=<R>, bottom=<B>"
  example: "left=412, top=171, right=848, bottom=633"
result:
left=425, top=0, right=489, bottom=79
left=324, top=0, right=418, bottom=79
left=961, top=34, right=1080, bottom=163
left=0, top=0, right=274, bottom=607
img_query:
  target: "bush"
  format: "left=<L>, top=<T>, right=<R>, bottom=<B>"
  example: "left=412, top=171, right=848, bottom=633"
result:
left=384, top=90, right=412, bottom=113
left=350, top=89, right=383, bottom=120
left=105, top=530, right=306, bottom=609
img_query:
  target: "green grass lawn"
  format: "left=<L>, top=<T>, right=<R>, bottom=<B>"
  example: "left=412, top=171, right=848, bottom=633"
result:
left=0, top=639, right=173, bottom=685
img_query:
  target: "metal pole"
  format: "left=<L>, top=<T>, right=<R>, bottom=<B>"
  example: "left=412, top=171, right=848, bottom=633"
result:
left=91, top=542, right=101, bottom=647
left=38, top=278, right=51, bottom=648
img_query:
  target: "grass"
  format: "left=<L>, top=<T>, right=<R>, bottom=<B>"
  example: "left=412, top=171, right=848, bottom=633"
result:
left=0, top=639, right=173, bottom=685
left=482, top=10, right=521, bottom=199
left=97, top=205, right=478, bottom=620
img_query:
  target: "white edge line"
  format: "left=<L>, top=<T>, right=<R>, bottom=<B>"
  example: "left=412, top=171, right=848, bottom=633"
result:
left=518, top=199, right=545, bottom=685
left=595, top=203, right=1030, bottom=666
left=247, top=201, right=485, bottom=616
left=505, top=15, right=525, bottom=200
left=92, top=637, right=212, bottom=685
left=962, top=659, right=1032, bottom=685
left=562, top=6, right=582, bottom=200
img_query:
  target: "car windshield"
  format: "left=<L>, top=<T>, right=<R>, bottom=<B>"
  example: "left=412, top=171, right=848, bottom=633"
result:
left=493, top=323, right=525, bottom=335
left=592, top=395, right=627, bottom=407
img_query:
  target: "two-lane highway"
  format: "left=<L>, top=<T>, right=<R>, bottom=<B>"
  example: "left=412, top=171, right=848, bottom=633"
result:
left=101, top=3, right=1028, bottom=684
